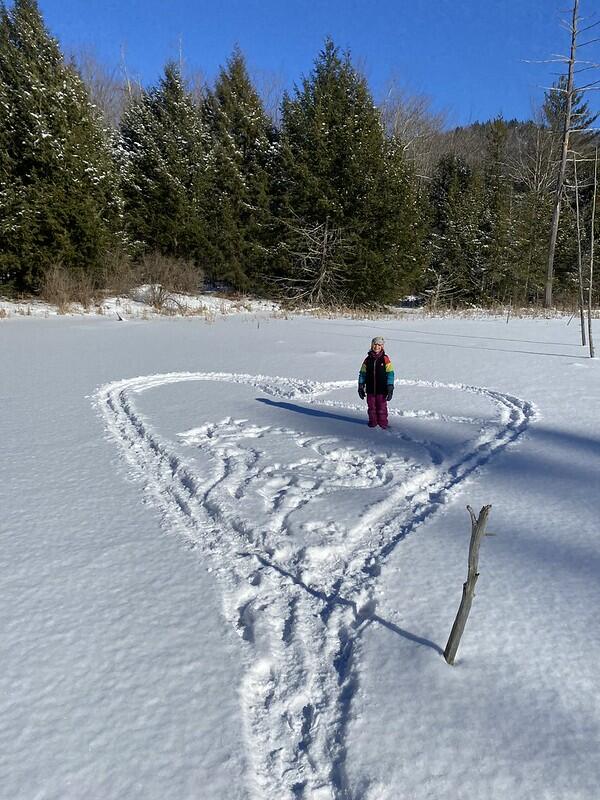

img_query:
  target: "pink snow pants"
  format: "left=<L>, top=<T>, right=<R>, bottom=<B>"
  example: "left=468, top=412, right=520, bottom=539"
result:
left=367, top=394, right=388, bottom=428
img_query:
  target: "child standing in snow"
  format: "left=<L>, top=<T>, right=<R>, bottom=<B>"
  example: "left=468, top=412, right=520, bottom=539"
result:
left=358, top=336, right=394, bottom=429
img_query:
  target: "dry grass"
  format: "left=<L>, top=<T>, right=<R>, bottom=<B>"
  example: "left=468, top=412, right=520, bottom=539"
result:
left=137, top=252, right=203, bottom=310
left=39, top=264, right=97, bottom=313
left=100, top=249, right=138, bottom=298
left=419, top=301, right=600, bottom=320
left=277, top=300, right=392, bottom=320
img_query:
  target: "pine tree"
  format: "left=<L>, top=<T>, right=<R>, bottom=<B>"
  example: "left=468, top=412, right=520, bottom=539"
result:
left=277, top=38, right=421, bottom=305
left=427, top=153, right=487, bottom=304
left=543, top=75, right=598, bottom=146
left=0, top=0, right=122, bottom=293
left=426, top=121, right=526, bottom=306
left=480, top=117, right=515, bottom=301
left=543, top=76, right=598, bottom=301
left=203, top=47, right=275, bottom=288
left=510, top=192, right=550, bottom=303
left=117, top=62, right=212, bottom=270
left=504, top=123, right=555, bottom=303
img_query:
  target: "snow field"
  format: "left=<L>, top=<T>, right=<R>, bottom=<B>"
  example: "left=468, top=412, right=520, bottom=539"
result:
left=2, top=313, right=599, bottom=800
left=95, top=369, right=534, bottom=797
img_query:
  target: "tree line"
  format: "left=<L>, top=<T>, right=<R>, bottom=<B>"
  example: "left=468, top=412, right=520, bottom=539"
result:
left=1, top=0, right=598, bottom=308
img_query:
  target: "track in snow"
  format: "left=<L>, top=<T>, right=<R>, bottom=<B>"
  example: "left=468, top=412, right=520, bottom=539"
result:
left=95, top=372, right=535, bottom=799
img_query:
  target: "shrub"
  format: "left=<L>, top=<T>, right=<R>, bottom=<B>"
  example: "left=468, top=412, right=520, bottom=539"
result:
left=39, top=264, right=96, bottom=312
left=100, top=249, right=138, bottom=298
left=137, top=252, right=203, bottom=310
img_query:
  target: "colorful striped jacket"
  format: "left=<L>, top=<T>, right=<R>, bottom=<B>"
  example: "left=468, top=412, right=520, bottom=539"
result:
left=358, top=351, right=394, bottom=396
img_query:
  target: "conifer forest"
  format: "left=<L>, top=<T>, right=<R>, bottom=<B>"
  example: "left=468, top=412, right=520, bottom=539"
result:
left=1, top=0, right=599, bottom=309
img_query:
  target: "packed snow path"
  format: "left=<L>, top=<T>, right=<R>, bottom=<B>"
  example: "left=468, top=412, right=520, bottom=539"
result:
left=95, top=372, right=534, bottom=799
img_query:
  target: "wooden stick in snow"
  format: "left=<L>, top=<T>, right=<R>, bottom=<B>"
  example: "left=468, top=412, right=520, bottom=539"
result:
left=444, top=504, right=492, bottom=666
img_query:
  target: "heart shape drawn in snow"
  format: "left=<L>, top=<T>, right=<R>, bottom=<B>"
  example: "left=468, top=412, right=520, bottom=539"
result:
left=95, top=372, right=534, bottom=799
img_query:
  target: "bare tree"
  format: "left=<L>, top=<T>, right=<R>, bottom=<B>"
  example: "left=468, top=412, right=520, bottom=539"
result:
left=506, top=121, right=559, bottom=301
left=185, top=68, right=208, bottom=108
left=572, top=154, right=587, bottom=343
left=253, top=67, right=286, bottom=126
left=423, top=266, right=460, bottom=312
left=541, top=0, right=600, bottom=307
left=545, top=0, right=580, bottom=307
left=380, top=79, right=446, bottom=178
left=589, top=147, right=597, bottom=358
left=506, top=116, right=557, bottom=197
left=71, top=47, right=128, bottom=127
left=276, top=216, right=350, bottom=306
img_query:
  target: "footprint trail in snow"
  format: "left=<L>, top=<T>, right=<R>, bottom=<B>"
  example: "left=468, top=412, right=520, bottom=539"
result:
left=95, top=372, right=535, bottom=799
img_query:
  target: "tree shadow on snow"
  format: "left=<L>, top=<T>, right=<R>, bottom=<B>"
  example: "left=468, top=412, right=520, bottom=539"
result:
left=348, top=333, right=581, bottom=360
left=255, top=553, right=444, bottom=656
left=309, top=319, right=587, bottom=351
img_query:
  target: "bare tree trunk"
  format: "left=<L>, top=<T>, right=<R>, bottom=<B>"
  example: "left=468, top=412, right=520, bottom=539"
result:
left=444, top=505, right=492, bottom=666
left=432, top=272, right=442, bottom=312
left=573, top=155, right=587, bottom=345
left=545, top=0, right=579, bottom=308
left=275, top=215, right=350, bottom=306
left=589, top=148, right=597, bottom=358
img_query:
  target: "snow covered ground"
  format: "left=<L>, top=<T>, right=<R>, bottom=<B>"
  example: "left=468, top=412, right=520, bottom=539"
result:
left=0, top=289, right=280, bottom=321
left=1, top=310, right=599, bottom=799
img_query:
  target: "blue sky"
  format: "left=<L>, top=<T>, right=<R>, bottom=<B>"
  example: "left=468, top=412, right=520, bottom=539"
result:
left=35, top=0, right=600, bottom=127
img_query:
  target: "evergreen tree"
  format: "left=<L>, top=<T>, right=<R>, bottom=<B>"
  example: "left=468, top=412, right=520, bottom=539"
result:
left=505, top=124, right=555, bottom=303
left=277, top=38, right=421, bottom=305
left=427, top=121, right=534, bottom=306
left=203, top=47, right=275, bottom=288
left=543, top=76, right=598, bottom=300
left=427, top=153, right=486, bottom=303
left=543, top=75, right=598, bottom=144
left=117, top=62, right=212, bottom=270
left=0, top=0, right=122, bottom=293
left=509, top=189, right=550, bottom=303
left=480, top=117, right=514, bottom=300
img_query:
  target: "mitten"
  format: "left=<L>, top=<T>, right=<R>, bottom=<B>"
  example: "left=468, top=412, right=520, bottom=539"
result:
left=386, top=386, right=394, bottom=402
left=358, top=385, right=366, bottom=400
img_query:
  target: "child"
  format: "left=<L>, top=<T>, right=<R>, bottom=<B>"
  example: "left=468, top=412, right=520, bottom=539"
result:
left=358, top=336, right=394, bottom=429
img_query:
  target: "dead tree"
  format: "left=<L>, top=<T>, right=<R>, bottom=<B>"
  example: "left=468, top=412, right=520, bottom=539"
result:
left=507, top=120, right=557, bottom=198
left=444, top=505, right=492, bottom=666
left=573, top=154, right=587, bottom=345
left=589, top=148, right=597, bottom=358
left=506, top=122, right=558, bottom=302
left=72, top=47, right=128, bottom=127
left=253, top=68, right=286, bottom=126
left=545, top=0, right=580, bottom=308
left=424, top=266, right=460, bottom=311
left=542, top=0, right=600, bottom=307
left=276, top=216, right=350, bottom=306
left=380, top=79, right=446, bottom=179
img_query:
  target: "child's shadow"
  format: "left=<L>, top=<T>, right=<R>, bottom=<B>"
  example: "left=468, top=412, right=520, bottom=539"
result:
left=256, top=397, right=366, bottom=426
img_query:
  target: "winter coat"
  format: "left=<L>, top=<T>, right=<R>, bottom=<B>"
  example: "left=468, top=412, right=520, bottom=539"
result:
left=358, top=350, right=395, bottom=396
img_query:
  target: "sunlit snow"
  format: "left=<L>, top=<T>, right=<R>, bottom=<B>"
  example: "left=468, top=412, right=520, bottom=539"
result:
left=1, top=308, right=599, bottom=799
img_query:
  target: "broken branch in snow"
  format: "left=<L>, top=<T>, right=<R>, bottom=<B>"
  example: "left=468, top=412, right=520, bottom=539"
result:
left=444, top=504, right=492, bottom=666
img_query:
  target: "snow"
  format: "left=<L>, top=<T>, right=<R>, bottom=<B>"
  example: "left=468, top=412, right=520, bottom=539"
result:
left=0, top=291, right=280, bottom=320
left=1, top=310, right=599, bottom=799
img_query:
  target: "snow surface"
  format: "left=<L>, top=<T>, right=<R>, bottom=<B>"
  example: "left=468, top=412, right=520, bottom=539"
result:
left=1, top=311, right=599, bottom=799
left=0, top=290, right=280, bottom=321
